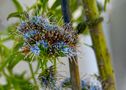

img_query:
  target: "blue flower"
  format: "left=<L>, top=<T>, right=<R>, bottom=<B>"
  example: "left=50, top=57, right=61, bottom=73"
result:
left=23, top=32, right=30, bottom=39
left=55, top=42, right=67, bottom=48
left=52, top=42, right=73, bottom=55
left=62, top=47, right=70, bottom=54
left=90, top=86, right=97, bottom=90
left=60, top=77, right=102, bottom=90
left=39, top=40, right=48, bottom=48
left=43, top=24, right=58, bottom=31
left=41, top=76, right=48, bottom=86
left=23, top=30, right=38, bottom=39
left=30, top=30, right=37, bottom=35
left=31, top=16, right=38, bottom=23
left=81, top=80, right=86, bottom=89
left=30, top=45, right=40, bottom=55
left=20, top=21, right=26, bottom=27
left=18, top=21, right=27, bottom=32
left=31, top=16, right=49, bottom=25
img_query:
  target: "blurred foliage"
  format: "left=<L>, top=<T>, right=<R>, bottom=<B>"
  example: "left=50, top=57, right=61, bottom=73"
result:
left=0, top=71, right=36, bottom=90
left=104, top=0, right=110, bottom=11
left=0, top=0, right=109, bottom=90
left=12, top=0, right=23, bottom=12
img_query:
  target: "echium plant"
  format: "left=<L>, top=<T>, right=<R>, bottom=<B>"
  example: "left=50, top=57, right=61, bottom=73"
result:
left=0, top=0, right=114, bottom=90
left=16, top=13, right=78, bottom=89
left=18, top=15, right=77, bottom=59
left=2, top=0, right=79, bottom=89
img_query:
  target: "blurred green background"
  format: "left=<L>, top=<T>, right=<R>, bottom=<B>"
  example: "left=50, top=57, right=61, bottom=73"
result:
left=0, top=0, right=125, bottom=90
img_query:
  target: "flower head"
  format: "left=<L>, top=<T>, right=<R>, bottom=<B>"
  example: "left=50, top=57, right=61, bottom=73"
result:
left=81, top=75, right=102, bottom=90
left=18, top=16, right=78, bottom=58
left=60, top=75, right=102, bottom=90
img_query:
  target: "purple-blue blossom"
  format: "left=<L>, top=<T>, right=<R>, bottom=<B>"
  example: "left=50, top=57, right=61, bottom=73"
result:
left=39, top=40, right=48, bottom=48
left=31, top=16, right=49, bottom=25
left=62, top=47, right=70, bottom=54
left=23, top=30, right=38, bottom=39
left=60, top=76, right=102, bottom=90
left=43, top=24, right=58, bottom=31
left=30, top=45, right=40, bottom=55
left=17, top=21, right=27, bottom=32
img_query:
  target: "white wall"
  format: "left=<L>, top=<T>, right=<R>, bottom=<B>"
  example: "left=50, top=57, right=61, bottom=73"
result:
left=110, top=0, right=126, bottom=90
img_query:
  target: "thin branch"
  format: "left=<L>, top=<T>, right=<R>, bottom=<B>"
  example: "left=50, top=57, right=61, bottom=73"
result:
left=28, top=62, right=38, bottom=90
left=82, top=0, right=116, bottom=90
left=61, top=0, right=81, bottom=90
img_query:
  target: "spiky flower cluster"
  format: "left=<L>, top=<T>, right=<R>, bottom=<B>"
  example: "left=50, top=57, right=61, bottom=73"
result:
left=81, top=75, right=102, bottom=90
left=18, top=16, right=77, bottom=57
left=61, top=75, right=102, bottom=90
left=38, top=66, right=57, bottom=89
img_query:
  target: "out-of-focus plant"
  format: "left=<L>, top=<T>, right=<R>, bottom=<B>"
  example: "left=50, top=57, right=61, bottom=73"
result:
left=0, top=0, right=79, bottom=90
left=0, top=0, right=115, bottom=90
left=61, top=75, right=102, bottom=90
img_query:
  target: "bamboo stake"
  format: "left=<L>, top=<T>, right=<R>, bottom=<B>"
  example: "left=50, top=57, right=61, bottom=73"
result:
left=82, top=0, right=116, bottom=90
left=61, top=0, right=81, bottom=90
left=69, top=56, right=81, bottom=90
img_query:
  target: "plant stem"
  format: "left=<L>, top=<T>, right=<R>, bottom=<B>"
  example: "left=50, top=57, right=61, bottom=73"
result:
left=61, top=0, right=81, bottom=90
left=82, top=0, right=116, bottom=90
left=28, top=62, right=38, bottom=90
left=69, top=56, right=81, bottom=90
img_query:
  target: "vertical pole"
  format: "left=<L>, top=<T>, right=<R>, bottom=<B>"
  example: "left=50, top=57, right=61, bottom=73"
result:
left=61, top=0, right=81, bottom=90
left=82, top=0, right=116, bottom=90
left=68, top=56, right=81, bottom=90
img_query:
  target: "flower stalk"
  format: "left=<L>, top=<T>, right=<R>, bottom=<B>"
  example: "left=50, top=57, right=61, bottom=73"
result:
left=82, top=0, right=116, bottom=90
left=61, top=0, right=81, bottom=90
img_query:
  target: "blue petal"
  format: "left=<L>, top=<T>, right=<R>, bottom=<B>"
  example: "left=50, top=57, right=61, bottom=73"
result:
left=18, top=22, right=27, bottom=32
left=39, top=40, right=48, bottom=48
left=62, top=48, right=69, bottom=54
left=23, top=30, right=38, bottom=39
left=30, top=45, right=40, bottom=55
left=20, top=21, right=26, bottom=27
left=81, top=80, right=86, bottom=88
left=23, top=33, right=30, bottom=39
left=43, top=24, right=58, bottom=31
left=90, top=86, right=96, bottom=90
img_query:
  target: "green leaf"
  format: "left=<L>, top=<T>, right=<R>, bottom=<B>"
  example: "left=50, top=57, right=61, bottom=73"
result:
left=0, top=42, right=10, bottom=62
left=97, top=1, right=103, bottom=14
left=13, top=74, right=36, bottom=90
left=70, top=0, right=78, bottom=12
left=0, top=84, right=11, bottom=90
left=3, top=72, right=36, bottom=90
left=104, top=0, right=110, bottom=11
left=7, top=41, right=24, bottom=69
left=51, top=0, right=61, bottom=10
left=40, top=0, right=48, bottom=8
left=7, top=52, right=24, bottom=70
left=12, top=0, right=23, bottom=12
left=0, top=43, right=9, bottom=56
left=76, top=22, right=87, bottom=34
left=39, top=0, right=48, bottom=13
left=7, top=12, right=22, bottom=20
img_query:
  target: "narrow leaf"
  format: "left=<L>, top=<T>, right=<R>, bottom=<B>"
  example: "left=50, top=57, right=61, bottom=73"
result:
left=7, top=12, right=22, bottom=20
left=12, top=0, right=23, bottom=12
left=51, top=0, right=61, bottom=10
left=104, top=0, right=110, bottom=11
